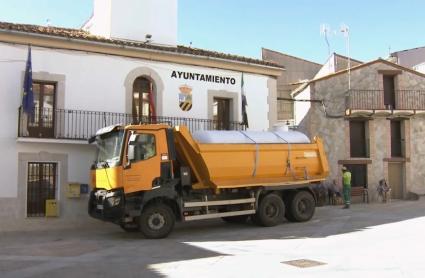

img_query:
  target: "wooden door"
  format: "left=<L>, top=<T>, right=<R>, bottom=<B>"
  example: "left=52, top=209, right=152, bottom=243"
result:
left=349, top=120, right=367, bottom=157
left=383, top=75, right=395, bottom=109
left=390, top=120, right=402, bottom=157
left=388, top=163, right=403, bottom=199
left=132, top=77, right=154, bottom=123
left=213, top=97, right=231, bottom=130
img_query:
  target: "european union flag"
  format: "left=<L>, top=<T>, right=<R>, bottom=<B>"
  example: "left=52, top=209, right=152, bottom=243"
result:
left=22, top=46, right=34, bottom=117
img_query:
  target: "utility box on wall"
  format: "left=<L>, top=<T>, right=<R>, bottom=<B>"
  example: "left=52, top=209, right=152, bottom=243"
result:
left=67, top=183, right=81, bottom=198
left=45, top=199, right=59, bottom=217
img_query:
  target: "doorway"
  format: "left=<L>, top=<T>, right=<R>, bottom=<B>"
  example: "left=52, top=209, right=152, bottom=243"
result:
left=383, top=75, right=396, bottom=109
left=344, top=164, right=367, bottom=188
left=213, top=97, right=231, bottom=130
left=28, top=82, right=56, bottom=138
left=132, top=77, right=155, bottom=123
left=27, top=162, right=57, bottom=217
left=388, top=163, right=404, bottom=199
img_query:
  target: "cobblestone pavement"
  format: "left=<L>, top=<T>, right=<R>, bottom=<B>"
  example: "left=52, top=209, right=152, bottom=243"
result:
left=1, top=200, right=424, bottom=278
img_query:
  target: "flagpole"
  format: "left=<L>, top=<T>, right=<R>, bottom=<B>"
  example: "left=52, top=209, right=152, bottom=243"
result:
left=241, top=72, right=249, bottom=129
left=22, top=45, right=34, bottom=136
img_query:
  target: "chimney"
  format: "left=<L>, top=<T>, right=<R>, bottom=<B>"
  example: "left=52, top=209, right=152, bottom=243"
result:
left=83, top=0, right=178, bottom=46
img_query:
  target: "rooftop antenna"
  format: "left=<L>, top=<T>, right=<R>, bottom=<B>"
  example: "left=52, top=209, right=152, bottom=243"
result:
left=144, top=34, right=152, bottom=44
left=340, top=23, right=351, bottom=91
left=320, top=24, right=332, bottom=71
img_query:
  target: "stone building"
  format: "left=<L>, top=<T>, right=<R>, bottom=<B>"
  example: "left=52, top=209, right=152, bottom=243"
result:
left=0, top=0, right=282, bottom=231
left=262, top=48, right=322, bottom=123
left=293, top=58, right=425, bottom=201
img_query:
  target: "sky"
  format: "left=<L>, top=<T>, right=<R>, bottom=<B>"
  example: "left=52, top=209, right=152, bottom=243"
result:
left=0, top=0, right=424, bottom=64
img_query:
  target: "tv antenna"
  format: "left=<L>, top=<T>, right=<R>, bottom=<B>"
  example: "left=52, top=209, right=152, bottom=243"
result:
left=320, top=24, right=332, bottom=58
left=340, top=23, right=351, bottom=90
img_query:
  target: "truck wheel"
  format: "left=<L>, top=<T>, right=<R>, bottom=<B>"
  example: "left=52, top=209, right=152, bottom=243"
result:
left=289, top=191, right=315, bottom=222
left=139, top=203, right=175, bottom=239
left=252, top=193, right=285, bottom=227
left=222, top=215, right=249, bottom=224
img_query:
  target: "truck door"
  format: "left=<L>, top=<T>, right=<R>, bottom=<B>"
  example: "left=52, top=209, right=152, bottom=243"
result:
left=123, top=130, right=165, bottom=193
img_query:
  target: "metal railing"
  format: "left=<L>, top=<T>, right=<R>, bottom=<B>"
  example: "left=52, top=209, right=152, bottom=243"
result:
left=346, top=90, right=384, bottom=110
left=346, top=89, right=425, bottom=110
left=397, top=90, right=425, bottom=110
left=18, top=107, right=247, bottom=140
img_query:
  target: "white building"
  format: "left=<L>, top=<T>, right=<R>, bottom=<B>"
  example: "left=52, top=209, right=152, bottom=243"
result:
left=0, top=0, right=282, bottom=231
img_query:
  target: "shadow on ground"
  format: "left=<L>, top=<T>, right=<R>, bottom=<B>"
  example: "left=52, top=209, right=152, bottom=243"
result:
left=0, top=200, right=424, bottom=278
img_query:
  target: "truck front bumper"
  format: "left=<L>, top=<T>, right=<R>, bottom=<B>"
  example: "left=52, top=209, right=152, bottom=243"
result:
left=88, top=188, right=125, bottom=222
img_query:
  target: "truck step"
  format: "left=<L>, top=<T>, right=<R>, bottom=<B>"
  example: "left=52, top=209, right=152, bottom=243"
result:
left=184, top=197, right=255, bottom=208
left=184, top=209, right=255, bottom=221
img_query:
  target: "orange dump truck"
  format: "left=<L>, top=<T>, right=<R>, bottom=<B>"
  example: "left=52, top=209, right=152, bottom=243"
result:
left=88, top=124, right=329, bottom=238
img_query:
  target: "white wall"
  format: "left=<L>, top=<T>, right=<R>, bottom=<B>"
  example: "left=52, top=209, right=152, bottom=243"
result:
left=87, top=0, right=178, bottom=45
left=0, top=42, right=271, bottom=196
left=87, top=0, right=112, bottom=38
left=294, top=86, right=311, bottom=126
left=111, top=0, right=177, bottom=45
left=314, top=55, right=335, bottom=79
left=413, top=63, right=425, bottom=74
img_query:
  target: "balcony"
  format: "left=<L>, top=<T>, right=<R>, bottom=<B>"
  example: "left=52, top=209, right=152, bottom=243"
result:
left=18, top=107, right=246, bottom=141
left=346, top=90, right=425, bottom=116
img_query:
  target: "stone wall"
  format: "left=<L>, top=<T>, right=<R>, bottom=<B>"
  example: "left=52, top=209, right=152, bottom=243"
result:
left=301, top=61, right=425, bottom=200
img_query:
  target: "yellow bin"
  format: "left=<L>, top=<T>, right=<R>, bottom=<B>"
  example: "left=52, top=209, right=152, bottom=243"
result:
left=45, top=199, right=59, bottom=217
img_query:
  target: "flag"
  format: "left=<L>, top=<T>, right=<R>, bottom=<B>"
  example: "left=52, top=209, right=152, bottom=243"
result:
left=22, top=46, right=34, bottom=117
left=241, top=73, right=249, bottom=128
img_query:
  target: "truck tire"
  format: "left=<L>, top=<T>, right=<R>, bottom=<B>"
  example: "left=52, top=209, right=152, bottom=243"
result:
left=252, top=193, right=285, bottom=227
left=288, top=191, right=315, bottom=222
left=222, top=215, right=249, bottom=224
left=139, top=203, right=175, bottom=239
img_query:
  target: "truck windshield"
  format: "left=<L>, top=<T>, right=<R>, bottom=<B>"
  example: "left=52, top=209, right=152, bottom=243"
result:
left=94, top=130, right=124, bottom=167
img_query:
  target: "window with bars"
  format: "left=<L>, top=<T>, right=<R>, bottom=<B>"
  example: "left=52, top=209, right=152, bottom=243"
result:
left=27, top=162, right=57, bottom=217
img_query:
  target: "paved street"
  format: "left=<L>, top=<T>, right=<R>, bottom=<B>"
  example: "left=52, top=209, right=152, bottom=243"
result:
left=1, top=200, right=425, bottom=278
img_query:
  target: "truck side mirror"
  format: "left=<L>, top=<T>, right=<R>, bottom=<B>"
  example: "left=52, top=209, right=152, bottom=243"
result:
left=126, top=134, right=138, bottom=166
left=128, top=145, right=135, bottom=161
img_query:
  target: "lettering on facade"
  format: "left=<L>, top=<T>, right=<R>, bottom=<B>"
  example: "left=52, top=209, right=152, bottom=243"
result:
left=171, top=70, right=236, bottom=85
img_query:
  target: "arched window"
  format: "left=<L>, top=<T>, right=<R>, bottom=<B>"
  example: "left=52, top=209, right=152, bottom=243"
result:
left=132, top=77, right=156, bottom=123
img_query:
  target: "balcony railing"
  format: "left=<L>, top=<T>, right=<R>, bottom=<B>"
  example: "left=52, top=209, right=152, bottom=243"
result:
left=18, top=107, right=247, bottom=141
left=346, top=89, right=425, bottom=110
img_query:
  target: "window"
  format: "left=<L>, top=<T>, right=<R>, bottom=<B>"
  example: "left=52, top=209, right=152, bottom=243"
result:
left=344, top=164, right=367, bottom=188
left=28, top=81, right=56, bottom=138
left=94, top=130, right=125, bottom=167
left=130, top=134, right=156, bottom=162
left=349, top=120, right=369, bottom=157
left=132, top=77, right=155, bottom=122
left=27, top=162, right=57, bottom=217
left=213, top=97, right=231, bottom=130
left=391, top=120, right=404, bottom=157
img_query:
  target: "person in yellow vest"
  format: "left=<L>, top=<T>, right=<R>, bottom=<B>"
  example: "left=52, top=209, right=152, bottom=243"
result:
left=342, top=166, right=352, bottom=209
